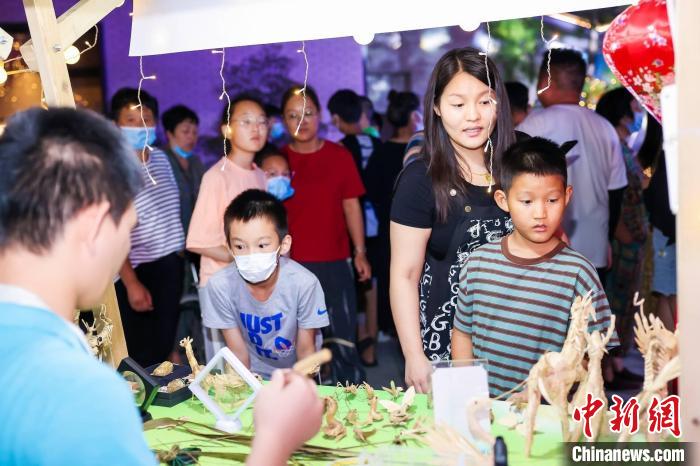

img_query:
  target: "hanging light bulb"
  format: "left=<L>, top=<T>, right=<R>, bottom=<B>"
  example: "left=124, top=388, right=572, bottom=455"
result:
left=64, top=45, right=80, bottom=65
left=0, top=66, right=7, bottom=85
left=459, top=19, right=481, bottom=32
left=353, top=32, right=375, bottom=46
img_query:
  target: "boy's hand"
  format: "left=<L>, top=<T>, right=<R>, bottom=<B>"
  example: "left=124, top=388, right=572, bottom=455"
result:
left=248, top=370, right=323, bottom=465
left=404, top=354, right=433, bottom=394
left=125, top=280, right=153, bottom=312
left=353, top=252, right=371, bottom=282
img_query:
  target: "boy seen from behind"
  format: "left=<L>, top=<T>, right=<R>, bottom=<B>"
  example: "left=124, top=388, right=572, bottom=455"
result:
left=203, top=189, right=328, bottom=378
left=451, top=137, right=618, bottom=397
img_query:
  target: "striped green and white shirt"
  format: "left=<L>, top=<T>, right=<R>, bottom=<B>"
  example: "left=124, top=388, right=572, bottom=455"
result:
left=454, top=236, right=618, bottom=397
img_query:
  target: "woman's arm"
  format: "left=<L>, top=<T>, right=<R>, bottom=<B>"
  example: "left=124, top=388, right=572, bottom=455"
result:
left=342, top=197, right=371, bottom=281
left=390, top=221, right=432, bottom=393
left=187, top=245, right=233, bottom=263
left=186, top=172, right=233, bottom=264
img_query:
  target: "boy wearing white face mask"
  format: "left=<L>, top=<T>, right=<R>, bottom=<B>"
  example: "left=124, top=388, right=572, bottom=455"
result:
left=203, top=189, right=328, bottom=378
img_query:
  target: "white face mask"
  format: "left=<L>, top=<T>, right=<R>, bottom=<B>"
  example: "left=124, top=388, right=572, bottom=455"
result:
left=233, top=247, right=280, bottom=283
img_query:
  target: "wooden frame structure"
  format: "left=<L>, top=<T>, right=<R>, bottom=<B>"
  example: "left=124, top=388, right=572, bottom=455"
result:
left=19, top=0, right=128, bottom=366
left=14, top=0, right=699, bottom=443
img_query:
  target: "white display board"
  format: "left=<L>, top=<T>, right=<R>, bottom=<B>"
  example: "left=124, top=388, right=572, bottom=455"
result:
left=130, top=0, right=634, bottom=56
left=431, top=359, right=490, bottom=448
left=661, top=84, right=679, bottom=214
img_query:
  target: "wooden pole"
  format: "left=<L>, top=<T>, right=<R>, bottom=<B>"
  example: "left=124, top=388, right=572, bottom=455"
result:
left=677, top=0, right=700, bottom=443
left=22, top=0, right=74, bottom=107
left=100, top=284, right=129, bottom=367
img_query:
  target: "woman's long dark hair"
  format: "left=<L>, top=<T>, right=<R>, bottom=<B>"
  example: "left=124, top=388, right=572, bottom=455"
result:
left=423, top=47, right=515, bottom=222
left=637, top=116, right=663, bottom=171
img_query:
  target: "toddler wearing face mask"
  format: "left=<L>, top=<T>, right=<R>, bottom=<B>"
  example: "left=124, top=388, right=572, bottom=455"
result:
left=202, top=189, right=328, bottom=378
left=257, top=149, right=295, bottom=202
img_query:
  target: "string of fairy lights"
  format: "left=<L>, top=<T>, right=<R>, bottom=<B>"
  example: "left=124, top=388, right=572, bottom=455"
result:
left=479, top=21, right=496, bottom=193
left=211, top=48, right=232, bottom=170
left=537, top=16, right=559, bottom=96
left=135, top=55, right=157, bottom=184
left=0, top=25, right=99, bottom=85
left=294, top=41, right=309, bottom=136
left=2, top=14, right=572, bottom=184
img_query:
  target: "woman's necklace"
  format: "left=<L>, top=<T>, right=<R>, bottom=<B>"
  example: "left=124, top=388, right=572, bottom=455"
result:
left=471, top=171, right=493, bottom=184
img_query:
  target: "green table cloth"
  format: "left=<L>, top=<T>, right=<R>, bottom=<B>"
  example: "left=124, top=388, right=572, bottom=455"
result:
left=145, top=385, right=566, bottom=465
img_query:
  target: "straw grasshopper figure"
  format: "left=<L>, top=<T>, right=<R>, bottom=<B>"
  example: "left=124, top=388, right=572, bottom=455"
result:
left=82, top=308, right=113, bottom=362
left=507, top=293, right=596, bottom=457
left=321, top=396, right=346, bottom=440
left=570, top=315, right=616, bottom=442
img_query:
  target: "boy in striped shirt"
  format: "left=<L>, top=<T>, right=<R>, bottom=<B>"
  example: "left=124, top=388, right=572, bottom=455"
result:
left=451, top=137, right=618, bottom=397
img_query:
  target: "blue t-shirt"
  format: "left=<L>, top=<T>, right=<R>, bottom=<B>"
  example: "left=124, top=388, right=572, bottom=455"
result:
left=0, top=295, right=156, bottom=465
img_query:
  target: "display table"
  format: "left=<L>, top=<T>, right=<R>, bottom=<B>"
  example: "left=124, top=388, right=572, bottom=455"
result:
left=145, top=385, right=565, bottom=465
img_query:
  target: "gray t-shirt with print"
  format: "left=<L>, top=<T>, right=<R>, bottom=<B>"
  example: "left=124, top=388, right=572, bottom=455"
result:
left=203, top=257, right=329, bottom=378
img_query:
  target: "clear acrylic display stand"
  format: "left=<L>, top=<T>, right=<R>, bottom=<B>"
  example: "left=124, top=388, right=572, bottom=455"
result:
left=188, top=347, right=262, bottom=433
left=429, top=359, right=491, bottom=449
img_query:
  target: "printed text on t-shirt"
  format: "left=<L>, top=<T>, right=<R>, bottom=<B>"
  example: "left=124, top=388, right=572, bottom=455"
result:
left=239, top=312, right=293, bottom=360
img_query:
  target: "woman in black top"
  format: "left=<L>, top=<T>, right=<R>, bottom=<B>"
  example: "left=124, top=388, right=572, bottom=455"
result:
left=390, top=47, right=516, bottom=392
left=640, top=118, right=676, bottom=332
left=364, top=91, right=422, bottom=356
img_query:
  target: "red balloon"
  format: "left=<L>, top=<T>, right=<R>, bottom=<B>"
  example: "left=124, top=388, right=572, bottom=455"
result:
left=603, top=0, right=675, bottom=122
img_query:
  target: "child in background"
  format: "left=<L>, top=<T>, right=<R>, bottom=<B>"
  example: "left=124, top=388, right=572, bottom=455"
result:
left=110, top=88, right=186, bottom=368
left=187, top=95, right=268, bottom=361
left=256, top=146, right=295, bottom=201
left=451, top=137, right=618, bottom=397
left=203, top=189, right=328, bottom=378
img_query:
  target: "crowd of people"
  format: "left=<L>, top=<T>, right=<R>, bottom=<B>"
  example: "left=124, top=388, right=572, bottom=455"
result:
left=103, top=79, right=428, bottom=385
left=0, top=43, right=676, bottom=464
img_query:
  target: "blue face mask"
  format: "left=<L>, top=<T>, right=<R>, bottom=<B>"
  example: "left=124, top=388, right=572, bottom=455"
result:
left=172, top=145, right=193, bottom=159
left=363, top=126, right=380, bottom=139
left=266, top=176, right=295, bottom=201
left=626, top=111, right=645, bottom=134
left=121, top=126, right=156, bottom=151
left=269, top=121, right=286, bottom=141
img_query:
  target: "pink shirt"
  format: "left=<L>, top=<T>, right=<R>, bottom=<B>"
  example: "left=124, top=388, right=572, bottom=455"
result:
left=187, top=157, right=266, bottom=285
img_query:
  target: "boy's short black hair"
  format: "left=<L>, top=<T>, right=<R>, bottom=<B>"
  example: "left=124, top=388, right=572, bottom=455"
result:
left=162, top=105, right=199, bottom=133
left=224, top=189, right=288, bottom=244
left=542, top=48, right=587, bottom=93
left=0, top=108, right=143, bottom=253
left=327, top=89, right=362, bottom=124
left=110, top=87, right=159, bottom=121
left=500, top=137, right=572, bottom=193
left=505, top=81, right=529, bottom=112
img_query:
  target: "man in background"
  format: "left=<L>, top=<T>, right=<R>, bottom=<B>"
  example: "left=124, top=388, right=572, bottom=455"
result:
left=505, top=81, right=531, bottom=126
left=517, top=49, right=628, bottom=284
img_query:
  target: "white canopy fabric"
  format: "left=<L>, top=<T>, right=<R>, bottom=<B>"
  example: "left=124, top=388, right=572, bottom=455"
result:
left=130, top=0, right=633, bottom=56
